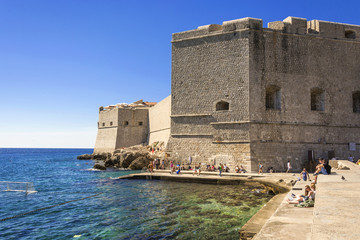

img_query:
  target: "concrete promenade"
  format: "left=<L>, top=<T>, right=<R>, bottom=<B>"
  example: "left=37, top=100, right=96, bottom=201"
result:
left=116, top=161, right=360, bottom=239
left=254, top=160, right=360, bottom=240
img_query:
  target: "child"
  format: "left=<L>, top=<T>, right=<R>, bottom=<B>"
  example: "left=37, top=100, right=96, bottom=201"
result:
left=258, top=163, right=263, bottom=174
left=300, top=168, right=311, bottom=181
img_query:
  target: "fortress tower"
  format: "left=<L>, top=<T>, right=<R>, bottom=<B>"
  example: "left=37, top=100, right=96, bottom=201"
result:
left=167, top=16, right=360, bottom=171
left=93, top=101, right=151, bottom=153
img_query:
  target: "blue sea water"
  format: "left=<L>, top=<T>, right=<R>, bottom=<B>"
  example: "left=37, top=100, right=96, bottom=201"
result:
left=0, top=148, right=270, bottom=240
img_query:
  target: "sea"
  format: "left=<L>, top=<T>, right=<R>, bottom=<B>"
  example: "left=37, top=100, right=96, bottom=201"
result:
left=0, top=148, right=272, bottom=240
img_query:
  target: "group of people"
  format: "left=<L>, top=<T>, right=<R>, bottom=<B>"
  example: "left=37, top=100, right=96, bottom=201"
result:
left=287, top=183, right=316, bottom=207
left=156, top=161, right=246, bottom=177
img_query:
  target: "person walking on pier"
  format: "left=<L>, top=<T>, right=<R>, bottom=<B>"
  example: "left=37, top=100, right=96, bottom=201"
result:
left=148, top=162, right=154, bottom=174
left=258, top=162, right=263, bottom=174
left=218, top=163, right=223, bottom=177
left=286, top=161, right=292, bottom=173
left=300, top=168, right=311, bottom=181
left=170, top=161, right=174, bottom=174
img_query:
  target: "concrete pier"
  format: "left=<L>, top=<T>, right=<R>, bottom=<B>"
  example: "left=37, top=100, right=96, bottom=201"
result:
left=253, top=160, right=360, bottom=240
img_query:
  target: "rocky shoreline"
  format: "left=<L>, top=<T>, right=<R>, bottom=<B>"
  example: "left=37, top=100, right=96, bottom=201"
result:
left=77, top=144, right=164, bottom=171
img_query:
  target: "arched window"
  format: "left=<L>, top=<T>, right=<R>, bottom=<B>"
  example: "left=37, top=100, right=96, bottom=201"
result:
left=265, top=85, right=281, bottom=110
left=216, top=101, right=229, bottom=111
left=345, top=30, right=356, bottom=39
left=353, top=91, right=360, bottom=113
left=311, top=88, right=325, bottom=111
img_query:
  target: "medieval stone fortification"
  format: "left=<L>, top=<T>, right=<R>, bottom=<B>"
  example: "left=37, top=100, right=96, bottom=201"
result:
left=94, top=16, right=360, bottom=172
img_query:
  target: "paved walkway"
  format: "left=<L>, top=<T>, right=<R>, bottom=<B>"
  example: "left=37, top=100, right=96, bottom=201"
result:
left=254, top=160, right=360, bottom=240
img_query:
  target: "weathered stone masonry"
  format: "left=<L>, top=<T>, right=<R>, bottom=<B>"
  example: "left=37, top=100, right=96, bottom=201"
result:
left=167, top=16, right=360, bottom=172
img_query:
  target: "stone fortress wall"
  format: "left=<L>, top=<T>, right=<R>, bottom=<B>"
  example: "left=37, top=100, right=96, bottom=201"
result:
left=167, top=16, right=360, bottom=172
left=94, top=98, right=171, bottom=154
left=148, top=95, right=171, bottom=146
left=94, top=103, right=149, bottom=153
left=93, top=16, right=360, bottom=172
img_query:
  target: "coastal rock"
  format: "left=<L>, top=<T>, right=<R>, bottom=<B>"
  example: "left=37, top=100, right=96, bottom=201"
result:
left=77, top=154, right=92, bottom=160
left=121, top=152, right=142, bottom=168
left=92, top=153, right=108, bottom=160
left=105, top=159, right=115, bottom=167
left=93, top=164, right=106, bottom=170
left=128, top=156, right=151, bottom=170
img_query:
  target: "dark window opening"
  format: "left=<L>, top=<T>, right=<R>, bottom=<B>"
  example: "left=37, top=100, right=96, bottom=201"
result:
left=216, top=101, right=229, bottom=111
left=353, top=91, right=360, bottom=113
left=139, top=122, right=143, bottom=126
left=124, top=121, right=129, bottom=126
left=110, top=122, right=113, bottom=126
left=102, top=122, right=105, bottom=127
left=265, top=85, right=281, bottom=110
left=345, top=30, right=356, bottom=39
left=311, top=88, right=325, bottom=111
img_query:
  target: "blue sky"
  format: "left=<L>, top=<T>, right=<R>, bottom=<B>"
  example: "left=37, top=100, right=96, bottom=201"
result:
left=0, top=0, right=359, bottom=148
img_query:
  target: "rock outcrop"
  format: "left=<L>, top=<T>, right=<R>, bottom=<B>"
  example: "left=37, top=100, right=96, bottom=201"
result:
left=93, top=164, right=106, bottom=170
left=77, top=144, right=166, bottom=170
left=77, top=154, right=92, bottom=160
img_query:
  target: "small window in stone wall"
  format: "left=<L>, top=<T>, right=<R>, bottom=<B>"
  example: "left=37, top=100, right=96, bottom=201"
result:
left=216, top=101, right=229, bottom=111
left=124, top=121, right=129, bottom=126
left=265, top=85, right=281, bottom=110
left=139, top=122, right=143, bottom=126
left=311, top=88, right=325, bottom=111
left=110, top=122, right=113, bottom=126
left=102, top=122, right=105, bottom=127
left=345, top=30, right=356, bottom=39
left=353, top=91, right=360, bottom=113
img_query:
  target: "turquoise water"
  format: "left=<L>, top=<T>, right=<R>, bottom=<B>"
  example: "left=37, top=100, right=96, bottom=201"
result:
left=0, top=148, right=272, bottom=239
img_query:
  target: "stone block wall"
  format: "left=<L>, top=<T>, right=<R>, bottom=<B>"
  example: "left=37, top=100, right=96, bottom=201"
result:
left=148, top=95, right=171, bottom=146
left=248, top=17, right=360, bottom=171
left=116, top=108, right=149, bottom=148
left=168, top=16, right=360, bottom=172
left=94, top=107, right=149, bottom=153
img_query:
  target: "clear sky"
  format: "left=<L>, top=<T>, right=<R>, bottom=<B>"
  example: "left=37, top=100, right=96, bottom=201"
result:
left=1, top=0, right=359, bottom=148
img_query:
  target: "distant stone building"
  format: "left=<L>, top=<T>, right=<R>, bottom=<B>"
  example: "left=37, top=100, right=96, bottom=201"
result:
left=94, top=97, right=171, bottom=153
left=95, top=16, right=360, bottom=172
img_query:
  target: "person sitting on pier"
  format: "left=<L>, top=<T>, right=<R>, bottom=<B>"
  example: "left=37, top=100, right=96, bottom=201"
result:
left=176, top=164, right=181, bottom=174
left=313, top=158, right=329, bottom=183
left=240, top=165, right=247, bottom=173
left=287, top=185, right=315, bottom=204
left=211, top=164, right=215, bottom=171
left=235, top=165, right=240, bottom=173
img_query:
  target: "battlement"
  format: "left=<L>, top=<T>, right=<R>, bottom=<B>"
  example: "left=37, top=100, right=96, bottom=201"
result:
left=172, top=16, right=360, bottom=42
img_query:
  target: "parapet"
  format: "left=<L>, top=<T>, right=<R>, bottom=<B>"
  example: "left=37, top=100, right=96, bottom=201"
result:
left=172, top=16, right=360, bottom=42
left=172, top=17, right=262, bottom=41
